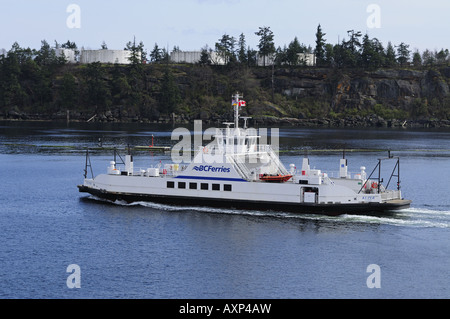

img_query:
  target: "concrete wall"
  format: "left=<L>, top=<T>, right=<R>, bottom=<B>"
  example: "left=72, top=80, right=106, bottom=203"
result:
left=170, top=51, right=201, bottom=64
left=54, top=48, right=77, bottom=63
left=256, top=54, right=275, bottom=66
left=256, top=53, right=316, bottom=66
left=170, top=51, right=315, bottom=66
left=297, top=53, right=316, bottom=66
left=80, top=50, right=138, bottom=64
left=170, top=51, right=226, bottom=65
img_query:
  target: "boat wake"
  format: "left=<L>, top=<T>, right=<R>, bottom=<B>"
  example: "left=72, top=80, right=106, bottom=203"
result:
left=86, top=196, right=450, bottom=229
left=336, top=207, right=450, bottom=229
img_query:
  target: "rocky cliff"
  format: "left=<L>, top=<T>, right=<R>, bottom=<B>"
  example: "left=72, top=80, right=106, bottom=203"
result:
left=1, top=64, right=449, bottom=128
left=261, top=67, right=450, bottom=127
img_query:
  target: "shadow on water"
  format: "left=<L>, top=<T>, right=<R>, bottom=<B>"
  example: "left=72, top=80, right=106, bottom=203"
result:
left=80, top=193, right=450, bottom=230
left=78, top=194, right=411, bottom=231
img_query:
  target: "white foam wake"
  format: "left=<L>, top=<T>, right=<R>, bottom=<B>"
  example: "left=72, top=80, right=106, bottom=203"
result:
left=88, top=196, right=450, bottom=229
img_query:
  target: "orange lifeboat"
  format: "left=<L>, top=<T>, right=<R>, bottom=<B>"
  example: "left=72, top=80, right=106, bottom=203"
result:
left=259, top=174, right=293, bottom=183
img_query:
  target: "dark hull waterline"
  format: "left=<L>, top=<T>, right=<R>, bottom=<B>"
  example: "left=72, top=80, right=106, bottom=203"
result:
left=78, top=185, right=412, bottom=216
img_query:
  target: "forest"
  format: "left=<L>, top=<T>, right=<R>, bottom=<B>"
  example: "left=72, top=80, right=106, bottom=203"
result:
left=1, top=25, right=449, bottom=127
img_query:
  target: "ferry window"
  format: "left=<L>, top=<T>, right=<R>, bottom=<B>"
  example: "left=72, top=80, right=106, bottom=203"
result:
left=212, top=184, right=220, bottom=191
left=178, top=182, right=186, bottom=189
left=189, top=182, right=197, bottom=190
left=224, top=184, right=232, bottom=192
left=201, top=183, right=208, bottom=190
left=167, top=181, right=175, bottom=188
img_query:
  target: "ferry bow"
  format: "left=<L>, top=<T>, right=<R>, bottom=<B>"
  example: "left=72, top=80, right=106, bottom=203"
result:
left=78, top=93, right=411, bottom=215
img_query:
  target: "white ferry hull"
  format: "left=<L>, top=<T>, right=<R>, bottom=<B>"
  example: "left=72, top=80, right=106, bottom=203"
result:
left=78, top=185, right=411, bottom=216
left=78, top=174, right=411, bottom=216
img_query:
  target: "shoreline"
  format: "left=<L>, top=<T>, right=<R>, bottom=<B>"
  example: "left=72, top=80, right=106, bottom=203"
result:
left=1, top=113, right=449, bottom=129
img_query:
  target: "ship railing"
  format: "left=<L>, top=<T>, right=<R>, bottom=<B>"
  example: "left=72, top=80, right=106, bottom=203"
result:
left=262, top=145, right=289, bottom=176
left=226, top=154, right=252, bottom=181
left=381, top=190, right=401, bottom=201
left=322, top=175, right=335, bottom=186
left=325, top=171, right=364, bottom=179
left=358, top=154, right=401, bottom=195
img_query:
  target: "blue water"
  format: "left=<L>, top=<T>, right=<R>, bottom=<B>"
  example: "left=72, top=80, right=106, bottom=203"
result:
left=0, top=121, right=449, bottom=299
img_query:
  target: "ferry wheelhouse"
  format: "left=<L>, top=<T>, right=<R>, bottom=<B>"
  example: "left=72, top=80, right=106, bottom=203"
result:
left=78, top=93, right=411, bottom=215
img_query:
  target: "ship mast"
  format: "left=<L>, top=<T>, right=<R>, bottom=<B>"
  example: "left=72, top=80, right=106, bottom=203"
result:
left=232, top=92, right=243, bottom=129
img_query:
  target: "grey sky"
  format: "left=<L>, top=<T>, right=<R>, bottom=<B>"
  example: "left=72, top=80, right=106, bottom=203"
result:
left=1, top=0, right=449, bottom=53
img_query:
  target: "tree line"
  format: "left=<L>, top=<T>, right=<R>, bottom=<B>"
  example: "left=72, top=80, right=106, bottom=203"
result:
left=1, top=25, right=449, bottom=120
left=2, top=24, right=448, bottom=68
left=202, top=25, right=449, bottom=69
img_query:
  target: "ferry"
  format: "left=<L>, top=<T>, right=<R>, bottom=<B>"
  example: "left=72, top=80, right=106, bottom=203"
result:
left=78, top=93, right=411, bottom=215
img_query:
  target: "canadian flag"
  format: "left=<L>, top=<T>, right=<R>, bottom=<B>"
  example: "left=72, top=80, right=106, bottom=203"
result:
left=239, top=100, right=246, bottom=107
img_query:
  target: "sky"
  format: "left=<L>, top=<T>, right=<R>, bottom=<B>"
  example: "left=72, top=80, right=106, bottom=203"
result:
left=1, top=0, right=449, bottom=53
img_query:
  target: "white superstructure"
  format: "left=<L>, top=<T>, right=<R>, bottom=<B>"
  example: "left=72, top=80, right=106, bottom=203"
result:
left=79, top=93, right=411, bottom=215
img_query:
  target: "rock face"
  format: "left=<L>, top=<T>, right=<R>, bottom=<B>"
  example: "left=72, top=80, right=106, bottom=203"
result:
left=274, top=67, right=449, bottom=112
left=1, top=64, right=449, bottom=127
left=255, top=66, right=449, bottom=127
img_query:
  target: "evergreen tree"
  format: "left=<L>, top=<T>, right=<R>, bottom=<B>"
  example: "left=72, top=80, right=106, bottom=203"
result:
left=332, top=44, right=345, bottom=68
left=343, top=30, right=362, bottom=55
left=150, top=43, right=163, bottom=63
left=160, top=47, right=170, bottom=64
left=215, top=34, right=236, bottom=65
left=341, top=30, right=362, bottom=67
left=384, top=42, right=397, bottom=67
left=396, top=42, right=410, bottom=67
left=371, top=38, right=385, bottom=68
left=35, top=40, right=63, bottom=66
left=360, top=34, right=372, bottom=68
left=237, top=33, right=247, bottom=65
left=0, top=44, right=27, bottom=109
left=412, top=50, right=422, bottom=67
left=324, top=43, right=334, bottom=67
left=275, top=45, right=288, bottom=66
left=246, top=46, right=258, bottom=67
left=255, top=26, right=275, bottom=66
left=360, top=34, right=384, bottom=69
left=314, top=24, right=326, bottom=66
left=199, top=45, right=211, bottom=65
left=125, top=37, right=146, bottom=65
left=435, top=49, right=449, bottom=64
left=286, top=37, right=303, bottom=66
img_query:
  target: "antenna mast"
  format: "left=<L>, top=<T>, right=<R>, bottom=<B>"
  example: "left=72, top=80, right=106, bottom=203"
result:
left=232, top=92, right=243, bottom=128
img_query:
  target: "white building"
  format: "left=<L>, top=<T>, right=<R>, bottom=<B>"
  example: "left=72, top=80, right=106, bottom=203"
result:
left=170, top=51, right=316, bottom=67
left=256, top=53, right=316, bottom=66
left=170, top=51, right=201, bottom=64
left=80, top=50, right=139, bottom=64
left=256, top=54, right=276, bottom=67
left=297, top=53, right=316, bottom=66
left=170, top=51, right=226, bottom=65
left=54, top=48, right=77, bottom=63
